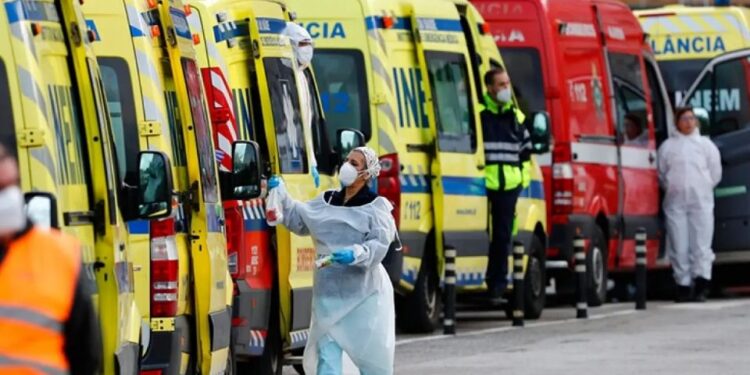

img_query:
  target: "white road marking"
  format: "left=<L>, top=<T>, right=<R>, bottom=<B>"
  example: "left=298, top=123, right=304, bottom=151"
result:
left=395, top=309, right=638, bottom=347
left=660, top=300, right=750, bottom=311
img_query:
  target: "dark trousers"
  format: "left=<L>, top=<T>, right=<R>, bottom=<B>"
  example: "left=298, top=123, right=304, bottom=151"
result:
left=486, top=187, right=521, bottom=292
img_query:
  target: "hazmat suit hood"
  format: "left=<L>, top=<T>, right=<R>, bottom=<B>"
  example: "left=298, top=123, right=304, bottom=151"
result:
left=282, top=22, right=314, bottom=69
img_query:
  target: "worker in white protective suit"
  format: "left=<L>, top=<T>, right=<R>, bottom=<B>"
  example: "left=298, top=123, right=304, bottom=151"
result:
left=267, top=146, right=396, bottom=374
left=658, top=107, right=722, bottom=303
left=283, top=22, right=320, bottom=188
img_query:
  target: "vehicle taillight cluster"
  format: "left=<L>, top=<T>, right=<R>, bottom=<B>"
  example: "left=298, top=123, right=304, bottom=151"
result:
left=378, top=153, right=401, bottom=229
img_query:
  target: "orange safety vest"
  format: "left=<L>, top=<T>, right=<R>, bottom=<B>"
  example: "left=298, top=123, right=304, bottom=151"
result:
left=0, top=227, right=81, bottom=375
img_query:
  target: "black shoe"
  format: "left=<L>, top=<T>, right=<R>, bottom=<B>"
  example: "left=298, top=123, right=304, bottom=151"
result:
left=675, top=286, right=692, bottom=303
left=487, top=286, right=508, bottom=306
left=692, top=277, right=710, bottom=303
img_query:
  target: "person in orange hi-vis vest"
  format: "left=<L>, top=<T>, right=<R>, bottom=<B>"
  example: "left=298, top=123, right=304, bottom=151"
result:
left=0, top=141, right=101, bottom=375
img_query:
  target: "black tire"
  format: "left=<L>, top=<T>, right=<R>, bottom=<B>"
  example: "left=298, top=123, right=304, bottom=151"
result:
left=524, top=236, right=546, bottom=319
left=293, top=364, right=305, bottom=374
left=587, top=226, right=608, bottom=307
left=396, top=252, right=440, bottom=333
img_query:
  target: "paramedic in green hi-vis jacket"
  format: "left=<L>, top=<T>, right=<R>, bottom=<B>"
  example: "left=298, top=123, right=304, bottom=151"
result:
left=481, top=67, right=531, bottom=304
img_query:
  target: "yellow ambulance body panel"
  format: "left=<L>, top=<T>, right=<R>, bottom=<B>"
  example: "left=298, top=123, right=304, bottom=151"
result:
left=1, top=0, right=140, bottom=373
left=188, top=0, right=319, bottom=363
left=82, top=0, right=201, bottom=372
left=156, top=1, right=233, bottom=373
left=637, top=5, right=750, bottom=104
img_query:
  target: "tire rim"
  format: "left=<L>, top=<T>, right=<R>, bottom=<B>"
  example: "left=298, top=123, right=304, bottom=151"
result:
left=424, top=275, right=437, bottom=318
left=529, top=257, right=543, bottom=297
left=591, top=246, right=604, bottom=292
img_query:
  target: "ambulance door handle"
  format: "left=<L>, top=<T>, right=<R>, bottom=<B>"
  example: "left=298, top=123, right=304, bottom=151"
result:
left=477, top=164, right=485, bottom=171
left=649, top=153, right=655, bottom=165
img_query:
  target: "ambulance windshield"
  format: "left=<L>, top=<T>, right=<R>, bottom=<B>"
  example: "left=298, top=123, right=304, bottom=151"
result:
left=312, top=50, right=370, bottom=143
left=499, top=47, right=546, bottom=115
left=657, top=59, right=708, bottom=106
left=263, top=58, right=308, bottom=174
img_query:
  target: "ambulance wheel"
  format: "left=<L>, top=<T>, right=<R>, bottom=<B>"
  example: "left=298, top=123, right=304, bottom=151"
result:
left=524, top=235, right=546, bottom=320
left=587, top=227, right=608, bottom=307
left=397, top=251, right=440, bottom=333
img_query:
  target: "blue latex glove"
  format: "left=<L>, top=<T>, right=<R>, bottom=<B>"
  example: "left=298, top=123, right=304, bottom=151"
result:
left=268, top=175, right=281, bottom=190
left=312, top=166, right=320, bottom=188
left=331, top=249, right=355, bottom=265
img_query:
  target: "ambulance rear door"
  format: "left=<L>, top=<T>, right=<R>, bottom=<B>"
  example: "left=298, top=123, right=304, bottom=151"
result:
left=680, top=48, right=750, bottom=262
left=409, top=2, right=489, bottom=277
left=243, top=3, right=316, bottom=350
left=595, top=1, right=660, bottom=268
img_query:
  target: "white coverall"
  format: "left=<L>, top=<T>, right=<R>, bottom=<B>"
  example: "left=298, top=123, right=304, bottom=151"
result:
left=283, top=22, right=319, bottom=187
left=657, top=128, right=722, bottom=286
left=271, top=183, right=397, bottom=374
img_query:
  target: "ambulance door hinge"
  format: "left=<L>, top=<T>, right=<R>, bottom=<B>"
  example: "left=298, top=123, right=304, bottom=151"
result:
left=18, top=129, right=45, bottom=147
left=138, top=121, right=162, bottom=137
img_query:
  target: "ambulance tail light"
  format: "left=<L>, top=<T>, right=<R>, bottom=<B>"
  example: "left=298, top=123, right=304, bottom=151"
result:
left=552, top=145, right=573, bottom=215
left=225, top=204, right=243, bottom=278
left=150, top=217, right=179, bottom=317
left=378, top=153, right=401, bottom=229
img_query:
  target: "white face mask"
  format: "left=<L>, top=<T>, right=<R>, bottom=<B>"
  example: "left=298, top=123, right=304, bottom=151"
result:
left=496, top=87, right=512, bottom=104
left=296, top=45, right=313, bottom=68
left=338, top=162, right=361, bottom=187
left=0, top=186, right=26, bottom=236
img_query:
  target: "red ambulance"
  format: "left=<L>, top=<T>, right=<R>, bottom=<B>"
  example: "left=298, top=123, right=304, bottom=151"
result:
left=473, top=0, right=674, bottom=305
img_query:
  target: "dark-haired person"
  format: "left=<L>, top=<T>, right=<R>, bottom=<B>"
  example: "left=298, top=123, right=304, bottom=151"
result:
left=658, top=107, right=722, bottom=302
left=481, top=67, right=531, bottom=303
left=623, top=113, right=648, bottom=146
left=0, top=142, right=101, bottom=374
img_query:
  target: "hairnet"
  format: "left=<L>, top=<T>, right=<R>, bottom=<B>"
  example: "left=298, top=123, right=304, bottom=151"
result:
left=282, top=22, right=312, bottom=47
left=353, top=146, right=380, bottom=179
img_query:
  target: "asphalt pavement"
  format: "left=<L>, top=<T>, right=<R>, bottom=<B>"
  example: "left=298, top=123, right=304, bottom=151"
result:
left=283, top=297, right=750, bottom=374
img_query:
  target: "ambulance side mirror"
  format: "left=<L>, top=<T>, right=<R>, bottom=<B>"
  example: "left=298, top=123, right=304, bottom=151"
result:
left=530, top=111, right=551, bottom=154
left=337, top=128, right=365, bottom=164
left=24, top=192, right=59, bottom=229
left=229, top=141, right=262, bottom=200
left=137, top=151, right=173, bottom=220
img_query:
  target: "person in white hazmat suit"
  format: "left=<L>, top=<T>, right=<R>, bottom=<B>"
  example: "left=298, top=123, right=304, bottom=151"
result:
left=283, top=22, right=320, bottom=188
left=658, top=107, right=722, bottom=303
left=267, top=146, right=396, bottom=374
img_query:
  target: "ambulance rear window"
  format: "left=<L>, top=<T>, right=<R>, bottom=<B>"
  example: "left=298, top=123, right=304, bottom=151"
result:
left=657, top=59, right=708, bottom=105
left=182, top=58, right=219, bottom=202
left=425, top=51, right=476, bottom=153
left=99, top=57, right=139, bottom=184
left=312, top=50, right=370, bottom=143
left=499, top=48, right=546, bottom=115
left=0, top=59, right=16, bottom=158
left=263, top=57, right=308, bottom=174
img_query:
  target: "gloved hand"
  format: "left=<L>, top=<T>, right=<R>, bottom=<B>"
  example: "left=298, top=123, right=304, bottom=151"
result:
left=312, top=166, right=320, bottom=188
left=268, top=175, right=281, bottom=190
left=331, top=249, right=355, bottom=265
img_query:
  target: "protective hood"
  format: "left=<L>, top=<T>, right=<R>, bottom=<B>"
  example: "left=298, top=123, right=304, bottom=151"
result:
left=282, top=22, right=314, bottom=68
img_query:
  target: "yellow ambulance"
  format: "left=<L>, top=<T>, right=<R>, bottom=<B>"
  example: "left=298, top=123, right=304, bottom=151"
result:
left=1, top=0, right=141, bottom=373
left=637, top=5, right=750, bottom=107
left=84, top=0, right=255, bottom=373
left=290, top=0, right=550, bottom=333
left=187, top=0, right=347, bottom=371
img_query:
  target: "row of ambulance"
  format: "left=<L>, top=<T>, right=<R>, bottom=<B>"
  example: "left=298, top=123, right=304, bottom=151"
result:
left=3, top=0, right=750, bottom=374
left=1, top=0, right=546, bottom=373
